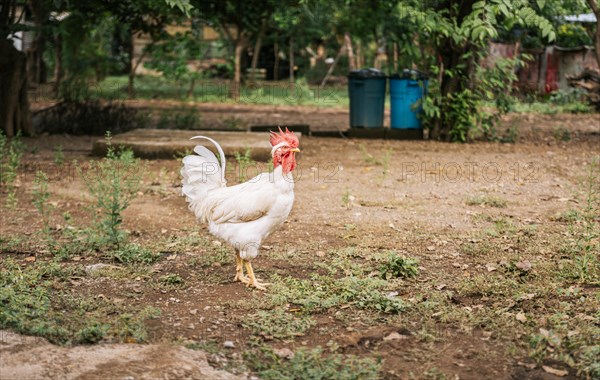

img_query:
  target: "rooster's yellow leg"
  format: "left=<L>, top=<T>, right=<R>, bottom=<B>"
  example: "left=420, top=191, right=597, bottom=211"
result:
left=234, top=254, right=250, bottom=284
left=243, top=260, right=271, bottom=291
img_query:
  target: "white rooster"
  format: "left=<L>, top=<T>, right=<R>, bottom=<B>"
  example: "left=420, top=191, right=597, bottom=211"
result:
left=181, top=128, right=300, bottom=290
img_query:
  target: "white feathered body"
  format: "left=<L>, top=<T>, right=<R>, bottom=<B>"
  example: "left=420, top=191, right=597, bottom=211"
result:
left=181, top=140, right=294, bottom=260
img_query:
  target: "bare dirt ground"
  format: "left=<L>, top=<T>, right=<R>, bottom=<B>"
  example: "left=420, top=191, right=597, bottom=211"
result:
left=1, top=108, right=599, bottom=379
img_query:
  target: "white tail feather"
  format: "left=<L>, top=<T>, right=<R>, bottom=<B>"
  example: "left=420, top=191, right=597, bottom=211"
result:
left=181, top=136, right=227, bottom=203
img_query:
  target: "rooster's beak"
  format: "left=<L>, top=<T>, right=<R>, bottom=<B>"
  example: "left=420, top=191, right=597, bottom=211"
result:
left=290, top=148, right=300, bottom=153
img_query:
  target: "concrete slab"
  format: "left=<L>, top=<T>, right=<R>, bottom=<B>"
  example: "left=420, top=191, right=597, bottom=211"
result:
left=92, top=129, right=301, bottom=161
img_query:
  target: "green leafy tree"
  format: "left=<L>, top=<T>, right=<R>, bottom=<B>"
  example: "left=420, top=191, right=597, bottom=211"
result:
left=393, top=0, right=556, bottom=141
left=193, top=0, right=277, bottom=98
left=144, top=28, right=204, bottom=98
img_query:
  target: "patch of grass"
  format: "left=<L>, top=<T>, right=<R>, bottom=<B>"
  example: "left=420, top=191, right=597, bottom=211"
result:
left=269, top=273, right=405, bottom=314
left=528, top=315, right=600, bottom=378
left=465, top=194, right=507, bottom=208
left=110, top=243, right=160, bottom=264
left=245, top=345, right=381, bottom=380
left=379, top=252, right=419, bottom=280
left=242, top=308, right=316, bottom=340
left=553, top=125, right=571, bottom=142
left=111, top=306, right=161, bottom=343
left=0, top=132, right=25, bottom=208
left=561, top=158, right=600, bottom=284
left=95, top=75, right=350, bottom=107
left=0, top=259, right=161, bottom=344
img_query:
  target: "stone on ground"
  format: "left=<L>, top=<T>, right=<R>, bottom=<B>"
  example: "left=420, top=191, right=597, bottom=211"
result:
left=0, top=330, right=244, bottom=380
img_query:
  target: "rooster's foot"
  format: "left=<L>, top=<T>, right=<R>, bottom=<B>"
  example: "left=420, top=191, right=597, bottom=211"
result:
left=244, top=261, right=271, bottom=291
left=246, top=280, right=271, bottom=291
left=234, top=272, right=250, bottom=284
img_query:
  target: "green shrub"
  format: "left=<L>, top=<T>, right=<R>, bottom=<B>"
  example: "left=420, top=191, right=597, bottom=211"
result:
left=80, top=132, right=143, bottom=248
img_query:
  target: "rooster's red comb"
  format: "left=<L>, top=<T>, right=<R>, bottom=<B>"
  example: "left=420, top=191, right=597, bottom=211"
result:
left=270, top=127, right=299, bottom=148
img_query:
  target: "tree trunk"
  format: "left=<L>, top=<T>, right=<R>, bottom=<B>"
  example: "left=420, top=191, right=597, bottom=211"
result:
left=27, top=0, right=49, bottom=86
left=595, top=21, right=600, bottom=69
left=289, top=36, right=295, bottom=93
left=0, top=39, right=33, bottom=137
left=274, top=41, right=280, bottom=81
left=233, top=39, right=244, bottom=99
left=393, top=42, right=398, bottom=72
left=250, top=22, right=266, bottom=82
left=187, top=77, right=196, bottom=99
left=385, top=43, right=393, bottom=74
left=321, top=45, right=344, bottom=88
left=586, top=0, right=600, bottom=68
left=344, top=33, right=355, bottom=71
left=128, top=30, right=136, bottom=98
left=356, top=41, right=363, bottom=68
left=54, top=32, right=63, bottom=96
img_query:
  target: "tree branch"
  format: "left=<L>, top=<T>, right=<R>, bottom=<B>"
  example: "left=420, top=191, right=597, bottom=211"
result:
left=587, top=0, right=599, bottom=16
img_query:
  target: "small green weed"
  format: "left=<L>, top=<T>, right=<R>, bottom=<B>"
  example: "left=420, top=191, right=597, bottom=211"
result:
left=80, top=132, right=144, bottom=248
left=32, top=171, right=53, bottom=242
left=341, top=188, right=352, bottom=208
left=379, top=252, right=419, bottom=280
left=54, top=145, right=65, bottom=165
left=358, top=144, right=391, bottom=175
left=553, top=125, right=571, bottom=142
left=159, top=273, right=185, bottom=288
left=233, top=148, right=256, bottom=182
left=466, top=194, right=507, bottom=208
left=110, top=243, right=159, bottom=264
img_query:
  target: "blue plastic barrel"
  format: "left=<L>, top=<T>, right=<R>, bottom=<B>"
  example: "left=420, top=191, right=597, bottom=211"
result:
left=347, top=68, right=387, bottom=128
left=390, top=70, right=428, bottom=129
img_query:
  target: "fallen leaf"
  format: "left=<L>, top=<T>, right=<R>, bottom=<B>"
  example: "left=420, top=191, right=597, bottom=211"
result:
left=542, top=365, right=568, bottom=377
left=516, top=312, right=527, bottom=323
left=517, top=293, right=536, bottom=301
left=383, top=332, right=409, bottom=341
left=485, top=263, right=497, bottom=272
left=426, top=246, right=436, bottom=251
left=274, top=348, right=295, bottom=360
left=24, top=256, right=36, bottom=262
left=517, top=361, right=536, bottom=370
left=515, top=260, right=532, bottom=271
left=435, top=284, right=447, bottom=290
